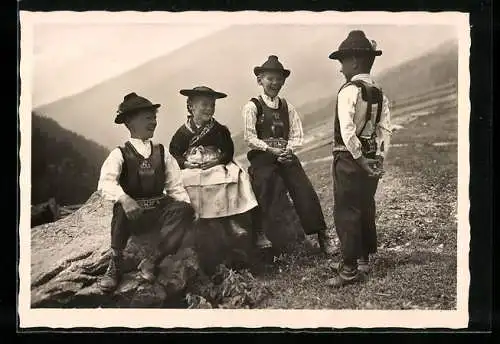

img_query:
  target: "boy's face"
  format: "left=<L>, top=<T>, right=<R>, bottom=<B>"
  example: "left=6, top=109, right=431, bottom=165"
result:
left=125, top=109, right=157, bottom=140
left=190, top=95, right=216, bottom=124
left=338, top=55, right=357, bottom=82
left=258, top=71, right=285, bottom=99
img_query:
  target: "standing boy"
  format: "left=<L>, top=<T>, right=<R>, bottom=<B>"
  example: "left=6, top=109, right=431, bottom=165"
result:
left=327, top=31, right=392, bottom=287
left=242, top=55, right=332, bottom=254
left=97, top=92, right=195, bottom=292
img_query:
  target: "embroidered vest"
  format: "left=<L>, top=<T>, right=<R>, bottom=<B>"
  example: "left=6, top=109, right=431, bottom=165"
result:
left=118, top=141, right=166, bottom=199
left=251, top=96, right=290, bottom=149
left=333, top=80, right=383, bottom=157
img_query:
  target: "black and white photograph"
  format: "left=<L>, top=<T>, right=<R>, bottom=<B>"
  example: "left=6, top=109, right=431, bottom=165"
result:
left=19, top=11, right=470, bottom=329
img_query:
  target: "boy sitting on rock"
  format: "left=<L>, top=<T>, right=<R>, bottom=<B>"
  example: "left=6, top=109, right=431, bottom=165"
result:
left=97, top=92, right=195, bottom=292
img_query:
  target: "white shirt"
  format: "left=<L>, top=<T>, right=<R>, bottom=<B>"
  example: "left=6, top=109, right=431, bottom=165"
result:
left=242, top=92, right=304, bottom=153
left=97, top=138, right=191, bottom=204
left=334, top=73, right=392, bottom=159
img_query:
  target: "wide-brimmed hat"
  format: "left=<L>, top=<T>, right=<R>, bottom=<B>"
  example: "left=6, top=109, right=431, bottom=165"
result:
left=329, top=30, right=382, bottom=60
left=253, top=55, right=291, bottom=78
left=114, top=92, right=161, bottom=124
left=179, top=86, right=227, bottom=99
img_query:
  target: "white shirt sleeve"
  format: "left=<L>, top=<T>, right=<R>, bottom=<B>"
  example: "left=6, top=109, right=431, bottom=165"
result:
left=337, top=85, right=364, bottom=159
left=285, top=101, right=304, bottom=153
left=376, top=94, right=393, bottom=158
left=164, top=150, right=191, bottom=204
left=97, top=148, right=127, bottom=203
left=242, top=101, right=270, bottom=151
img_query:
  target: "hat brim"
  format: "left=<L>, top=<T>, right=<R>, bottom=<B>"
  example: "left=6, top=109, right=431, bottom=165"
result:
left=114, top=104, right=161, bottom=124
left=179, top=89, right=227, bottom=99
left=329, top=49, right=382, bottom=60
left=253, top=67, right=291, bottom=78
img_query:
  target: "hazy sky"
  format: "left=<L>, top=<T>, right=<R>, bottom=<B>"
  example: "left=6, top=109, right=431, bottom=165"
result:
left=29, top=12, right=463, bottom=108
left=33, top=23, right=230, bottom=107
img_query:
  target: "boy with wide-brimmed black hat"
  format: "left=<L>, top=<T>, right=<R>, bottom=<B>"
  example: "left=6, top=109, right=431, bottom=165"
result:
left=97, top=92, right=195, bottom=292
left=241, top=55, right=332, bottom=254
left=327, top=30, right=392, bottom=287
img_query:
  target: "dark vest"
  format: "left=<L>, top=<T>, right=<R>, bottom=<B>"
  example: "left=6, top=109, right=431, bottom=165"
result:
left=252, top=96, right=290, bottom=142
left=333, top=80, right=383, bottom=157
left=118, top=141, right=166, bottom=199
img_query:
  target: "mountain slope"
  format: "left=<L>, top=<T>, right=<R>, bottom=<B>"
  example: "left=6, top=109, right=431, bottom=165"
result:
left=35, top=24, right=457, bottom=151
left=289, top=39, right=459, bottom=134
left=31, top=113, right=110, bottom=205
left=35, top=25, right=339, bottom=151
left=377, top=40, right=458, bottom=101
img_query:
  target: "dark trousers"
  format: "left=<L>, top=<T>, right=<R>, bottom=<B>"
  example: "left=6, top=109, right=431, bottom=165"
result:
left=332, top=151, right=379, bottom=265
left=248, top=151, right=326, bottom=235
left=111, top=196, right=195, bottom=259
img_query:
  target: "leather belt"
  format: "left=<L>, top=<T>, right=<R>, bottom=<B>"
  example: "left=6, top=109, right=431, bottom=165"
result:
left=136, top=196, right=165, bottom=210
left=263, top=138, right=288, bottom=149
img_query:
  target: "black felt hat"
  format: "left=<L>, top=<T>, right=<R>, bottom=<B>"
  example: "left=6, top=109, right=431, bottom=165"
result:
left=253, top=55, right=291, bottom=78
left=329, top=30, right=382, bottom=60
left=179, top=86, right=227, bottom=99
left=114, top=92, right=161, bottom=124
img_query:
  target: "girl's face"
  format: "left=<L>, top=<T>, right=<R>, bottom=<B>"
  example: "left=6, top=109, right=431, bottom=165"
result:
left=126, top=109, right=157, bottom=140
left=258, top=71, right=285, bottom=99
left=190, top=95, right=216, bottom=124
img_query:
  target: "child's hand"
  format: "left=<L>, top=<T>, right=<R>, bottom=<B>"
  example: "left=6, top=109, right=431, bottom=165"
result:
left=280, top=148, right=293, bottom=157
left=372, top=155, right=386, bottom=178
left=193, top=212, right=200, bottom=222
left=355, top=156, right=383, bottom=178
left=119, top=194, right=144, bottom=220
left=266, top=147, right=284, bottom=156
left=277, top=149, right=294, bottom=164
left=185, top=161, right=201, bottom=169
left=200, top=160, right=219, bottom=170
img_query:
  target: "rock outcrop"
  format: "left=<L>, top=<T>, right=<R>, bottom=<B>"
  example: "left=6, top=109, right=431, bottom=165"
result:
left=30, top=187, right=304, bottom=309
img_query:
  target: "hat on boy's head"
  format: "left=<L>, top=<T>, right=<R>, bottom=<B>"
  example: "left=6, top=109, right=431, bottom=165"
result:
left=114, top=92, right=161, bottom=124
left=329, top=30, right=382, bottom=60
left=253, top=55, right=291, bottom=78
left=179, top=86, right=227, bottom=99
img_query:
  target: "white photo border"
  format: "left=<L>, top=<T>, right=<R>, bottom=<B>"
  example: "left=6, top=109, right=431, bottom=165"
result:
left=18, top=10, right=471, bottom=329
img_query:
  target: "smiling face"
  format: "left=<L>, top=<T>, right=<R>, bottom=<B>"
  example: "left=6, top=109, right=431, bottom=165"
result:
left=188, top=95, right=216, bottom=125
left=258, top=71, right=286, bottom=99
left=124, top=108, right=158, bottom=140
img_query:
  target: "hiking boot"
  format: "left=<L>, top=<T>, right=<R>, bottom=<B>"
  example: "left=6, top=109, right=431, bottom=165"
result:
left=99, top=252, right=122, bottom=292
left=227, top=219, right=248, bottom=238
left=326, top=264, right=366, bottom=288
left=255, top=230, right=272, bottom=249
left=318, top=231, right=335, bottom=256
left=331, top=261, right=342, bottom=272
left=357, top=257, right=370, bottom=274
left=332, top=258, right=370, bottom=273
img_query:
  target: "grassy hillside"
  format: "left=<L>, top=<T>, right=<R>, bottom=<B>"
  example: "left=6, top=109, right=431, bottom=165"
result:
left=253, top=101, right=458, bottom=309
left=31, top=113, right=110, bottom=206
